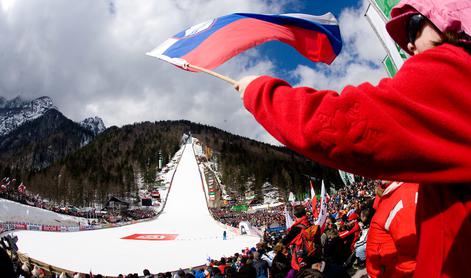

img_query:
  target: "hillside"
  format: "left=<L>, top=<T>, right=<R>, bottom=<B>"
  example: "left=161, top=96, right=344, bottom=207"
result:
left=3, top=120, right=342, bottom=206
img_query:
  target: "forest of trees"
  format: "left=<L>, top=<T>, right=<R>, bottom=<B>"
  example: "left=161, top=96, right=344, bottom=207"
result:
left=1, top=119, right=343, bottom=206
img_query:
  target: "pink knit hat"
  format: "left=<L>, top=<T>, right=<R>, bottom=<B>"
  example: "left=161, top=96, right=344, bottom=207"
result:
left=386, top=0, right=471, bottom=54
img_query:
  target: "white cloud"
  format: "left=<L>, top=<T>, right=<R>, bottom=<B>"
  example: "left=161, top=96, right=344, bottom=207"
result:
left=0, top=0, right=387, bottom=146
left=0, top=0, right=16, bottom=12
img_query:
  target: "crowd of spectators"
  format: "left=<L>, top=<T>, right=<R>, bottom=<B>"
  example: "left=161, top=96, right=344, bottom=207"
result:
left=210, top=205, right=285, bottom=228
left=104, top=180, right=376, bottom=277
left=0, top=177, right=156, bottom=225
left=2, top=175, right=379, bottom=277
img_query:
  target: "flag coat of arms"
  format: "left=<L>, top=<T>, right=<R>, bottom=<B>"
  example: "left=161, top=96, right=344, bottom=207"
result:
left=147, top=12, right=342, bottom=71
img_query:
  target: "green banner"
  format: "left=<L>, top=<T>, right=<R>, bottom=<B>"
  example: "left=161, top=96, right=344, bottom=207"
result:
left=397, top=44, right=408, bottom=60
left=231, top=205, right=248, bottom=212
left=383, top=55, right=398, bottom=77
left=373, top=0, right=400, bottom=19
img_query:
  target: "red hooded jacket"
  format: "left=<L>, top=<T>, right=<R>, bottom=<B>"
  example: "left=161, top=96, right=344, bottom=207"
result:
left=339, top=219, right=360, bottom=252
left=367, top=182, right=418, bottom=277
left=243, top=44, right=471, bottom=278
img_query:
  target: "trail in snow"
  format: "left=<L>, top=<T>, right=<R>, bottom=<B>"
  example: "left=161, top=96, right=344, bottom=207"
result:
left=13, top=142, right=260, bottom=275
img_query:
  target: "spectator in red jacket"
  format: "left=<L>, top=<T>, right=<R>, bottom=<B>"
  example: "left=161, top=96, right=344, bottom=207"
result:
left=339, top=212, right=361, bottom=253
left=367, top=182, right=418, bottom=277
left=235, top=0, right=471, bottom=277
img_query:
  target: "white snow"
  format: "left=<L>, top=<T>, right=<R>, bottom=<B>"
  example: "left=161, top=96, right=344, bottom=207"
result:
left=152, top=146, right=185, bottom=213
left=0, top=199, right=86, bottom=226
left=13, top=141, right=260, bottom=275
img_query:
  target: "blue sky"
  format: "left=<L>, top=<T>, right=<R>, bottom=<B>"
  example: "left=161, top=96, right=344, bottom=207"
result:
left=0, top=0, right=387, bottom=144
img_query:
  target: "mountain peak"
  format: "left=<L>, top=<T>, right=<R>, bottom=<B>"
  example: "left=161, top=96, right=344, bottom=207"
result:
left=80, top=116, right=106, bottom=135
left=0, top=96, right=57, bottom=137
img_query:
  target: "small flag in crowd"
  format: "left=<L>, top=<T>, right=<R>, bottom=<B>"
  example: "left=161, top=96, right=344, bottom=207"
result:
left=147, top=12, right=342, bottom=72
left=310, top=180, right=318, bottom=218
left=315, top=180, right=328, bottom=230
left=288, top=191, right=296, bottom=203
left=18, top=182, right=26, bottom=194
left=284, top=205, right=294, bottom=229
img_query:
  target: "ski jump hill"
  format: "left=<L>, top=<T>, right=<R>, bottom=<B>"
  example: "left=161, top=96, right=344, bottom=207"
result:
left=11, top=141, right=260, bottom=275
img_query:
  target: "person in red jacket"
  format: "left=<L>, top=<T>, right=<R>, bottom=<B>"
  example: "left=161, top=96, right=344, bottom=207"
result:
left=234, top=0, right=471, bottom=277
left=367, top=181, right=418, bottom=277
left=282, top=206, right=310, bottom=247
left=339, top=212, right=360, bottom=253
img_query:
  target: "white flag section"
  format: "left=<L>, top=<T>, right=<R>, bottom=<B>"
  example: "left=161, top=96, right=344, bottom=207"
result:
left=288, top=192, right=296, bottom=203
left=365, top=4, right=405, bottom=70
left=310, top=182, right=316, bottom=199
left=339, top=170, right=348, bottom=186
left=339, top=170, right=356, bottom=185
left=315, top=181, right=328, bottom=227
left=346, top=172, right=355, bottom=185
left=284, top=206, right=294, bottom=229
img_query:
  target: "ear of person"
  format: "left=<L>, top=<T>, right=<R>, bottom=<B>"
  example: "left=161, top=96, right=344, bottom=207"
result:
left=407, top=42, right=418, bottom=55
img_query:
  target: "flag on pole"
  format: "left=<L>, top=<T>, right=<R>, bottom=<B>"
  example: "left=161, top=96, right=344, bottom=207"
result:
left=310, top=180, right=318, bottom=218
left=17, top=182, right=26, bottom=194
left=315, top=180, right=328, bottom=230
left=147, top=12, right=342, bottom=71
left=310, top=180, right=316, bottom=199
left=288, top=191, right=296, bottom=203
left=284, top=205, right=294, bottom=229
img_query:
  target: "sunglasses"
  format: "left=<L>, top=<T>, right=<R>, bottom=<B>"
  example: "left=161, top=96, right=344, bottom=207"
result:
left=407, top=14, right=426, bottom=43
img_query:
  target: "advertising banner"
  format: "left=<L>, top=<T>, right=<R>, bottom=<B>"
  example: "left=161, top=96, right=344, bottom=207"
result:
left=371, top=0, right=400, bottom=20
left=79, top=225, right=94, bottom=231
left=41, top=225, right=59, bottom=232
left=122, top=234, right=178, bottom=241
left=383, top=55, right=398, bottom=77
left=67, top=226, right=80, bottom=232
left=3, top=223, right=14, bottom=231
left=27, top=224, right=41, bottom=231
left=14, top=223, right=27, bottom=230
left=365, top=3, right=407, bottom=73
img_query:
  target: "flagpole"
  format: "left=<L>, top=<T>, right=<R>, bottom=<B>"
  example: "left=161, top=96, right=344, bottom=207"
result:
left=186, top=64, right=237, bottom=86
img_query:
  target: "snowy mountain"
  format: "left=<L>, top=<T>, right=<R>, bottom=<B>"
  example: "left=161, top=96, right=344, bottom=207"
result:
left=0, top=96, right=56, bottom=137
left=80, top=116, right=106, bottom=135
left=0, top=96, right=106, bottom=137
left=0, top=109, right=95, bottom=171
left=0, top=96, right=5, bottom=107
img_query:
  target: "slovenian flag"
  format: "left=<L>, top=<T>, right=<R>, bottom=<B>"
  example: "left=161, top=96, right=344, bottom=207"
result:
left=147, top=12, right=342, bottom=71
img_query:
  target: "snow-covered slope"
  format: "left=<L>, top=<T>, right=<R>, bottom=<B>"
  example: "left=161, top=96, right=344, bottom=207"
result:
left=0, top=96, right=56, bottom=137
left=13, top=141, right=259, bottom=275
left=0, top=199, right=86, bottom=226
